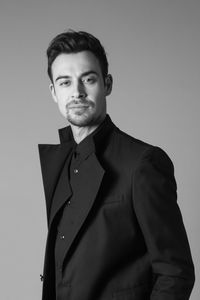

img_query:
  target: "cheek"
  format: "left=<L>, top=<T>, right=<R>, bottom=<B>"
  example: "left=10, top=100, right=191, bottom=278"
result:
left=56, top=89, right=70, bottom=104
left=96, top=90, right=106, bottom=106
left=55, top=93, right=67, bottom=110
left=57, top=101, right=67, bottom=117
left=90, top=86, right=105, bottom=101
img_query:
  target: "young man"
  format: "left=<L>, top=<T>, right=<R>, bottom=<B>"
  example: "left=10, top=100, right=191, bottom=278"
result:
left=38, top=30, right=195, bottom=300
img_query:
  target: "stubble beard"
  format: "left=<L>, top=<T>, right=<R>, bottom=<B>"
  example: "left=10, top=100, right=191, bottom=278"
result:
left=65, top=99, right=106, bottom=127
left=66, top=110, right=95, bottom=127
left=66, top=104, right=97, bottom=127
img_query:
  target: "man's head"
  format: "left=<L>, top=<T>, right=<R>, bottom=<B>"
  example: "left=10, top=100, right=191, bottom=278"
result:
left=47, top=30, right=109, bottom=83
left=47, top=30, right=112, bottom=127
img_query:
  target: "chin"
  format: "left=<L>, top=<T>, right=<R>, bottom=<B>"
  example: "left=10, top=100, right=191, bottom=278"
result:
left=67, top=113, right=96, bottom=127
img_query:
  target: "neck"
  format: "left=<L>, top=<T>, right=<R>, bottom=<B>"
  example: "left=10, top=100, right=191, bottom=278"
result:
left=70, top=124, right=99, bottom=144
left=70, top=114, right=106, bottom=144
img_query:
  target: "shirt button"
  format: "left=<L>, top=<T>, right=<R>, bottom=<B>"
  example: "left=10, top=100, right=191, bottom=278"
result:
left=67, top=200, right=71, bottom=205
left=60, top=235, right=65, bottom=240
left=74, top=169, right=79, bottom=174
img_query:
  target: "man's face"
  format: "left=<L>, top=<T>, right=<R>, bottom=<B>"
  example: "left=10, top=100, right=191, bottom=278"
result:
left=50, top=51, right=112, bottom=127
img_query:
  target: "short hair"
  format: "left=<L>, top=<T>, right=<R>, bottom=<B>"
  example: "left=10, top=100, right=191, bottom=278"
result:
left=47, top=29, right=109, bottom=82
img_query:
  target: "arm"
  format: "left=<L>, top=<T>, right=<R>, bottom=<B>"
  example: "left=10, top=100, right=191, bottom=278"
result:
left=133, top=147, right=195, bottom=300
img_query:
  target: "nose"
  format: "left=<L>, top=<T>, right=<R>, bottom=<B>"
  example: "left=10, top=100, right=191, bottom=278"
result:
left=71, top=81, right=86, bottom=99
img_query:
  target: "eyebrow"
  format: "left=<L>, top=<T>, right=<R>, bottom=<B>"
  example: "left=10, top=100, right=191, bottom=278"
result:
left=55, top=71, right=99, bottom=82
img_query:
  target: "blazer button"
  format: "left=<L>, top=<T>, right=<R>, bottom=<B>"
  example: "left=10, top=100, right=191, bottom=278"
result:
left=74, top=169, right=79, bottom=174
left=40, top=274, right=44, bottom=281
left=60, top=235, right=65, bottom=240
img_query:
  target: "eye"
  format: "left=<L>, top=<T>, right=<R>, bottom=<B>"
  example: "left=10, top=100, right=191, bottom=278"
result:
left=59, top=80, right=71, bottom=87
left=83, top=76, right=97, bottom=84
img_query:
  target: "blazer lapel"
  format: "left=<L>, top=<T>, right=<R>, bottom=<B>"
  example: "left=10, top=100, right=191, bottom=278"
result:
left=49, top=151, right=73, bottom=227
left=38, top=142, right=74, bottom=226
left=61, top=152, right=105, bottom=263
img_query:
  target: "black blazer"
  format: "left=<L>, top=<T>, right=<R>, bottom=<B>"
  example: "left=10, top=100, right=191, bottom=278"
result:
left=38, top=116, right=194, bottom=300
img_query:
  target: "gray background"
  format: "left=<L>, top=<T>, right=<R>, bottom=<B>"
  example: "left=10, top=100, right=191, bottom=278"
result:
left=0, top=0, right=199, bottom=299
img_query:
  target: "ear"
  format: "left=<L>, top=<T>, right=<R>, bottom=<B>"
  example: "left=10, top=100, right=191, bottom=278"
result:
left=105, top=74, right=113, bottom=96
left=49, top=83, right=58, bottom=103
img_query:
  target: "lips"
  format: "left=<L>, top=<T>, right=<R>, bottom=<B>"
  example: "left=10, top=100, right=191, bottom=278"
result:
left=67, top=100, right=94, bottom=110
left=68, top=105, right=89, bottom=109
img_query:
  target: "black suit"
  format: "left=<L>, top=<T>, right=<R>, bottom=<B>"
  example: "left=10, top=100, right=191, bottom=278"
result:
left=38, top=115, right=194, bottom=300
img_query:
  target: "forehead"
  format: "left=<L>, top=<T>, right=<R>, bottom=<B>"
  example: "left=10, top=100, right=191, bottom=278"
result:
left=51, top=51, right=102, bottom=80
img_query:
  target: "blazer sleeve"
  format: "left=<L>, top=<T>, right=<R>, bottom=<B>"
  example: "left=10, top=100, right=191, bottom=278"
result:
left=133, top=146, right=195, bottom=300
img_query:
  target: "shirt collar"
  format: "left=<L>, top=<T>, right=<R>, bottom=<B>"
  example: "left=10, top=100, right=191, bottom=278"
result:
left=58, top=114, right=116, bottom=157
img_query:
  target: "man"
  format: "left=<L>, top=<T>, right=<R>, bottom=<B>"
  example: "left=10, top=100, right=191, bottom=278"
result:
left=38, top=30, right=195, bottom=300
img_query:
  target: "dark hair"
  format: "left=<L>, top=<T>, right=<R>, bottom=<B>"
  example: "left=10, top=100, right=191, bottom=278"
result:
left=47, top=29, right=109, bottom=82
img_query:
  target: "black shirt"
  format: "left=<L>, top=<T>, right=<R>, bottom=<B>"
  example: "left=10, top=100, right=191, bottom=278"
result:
left=54, top=115, right=113, bottom=294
